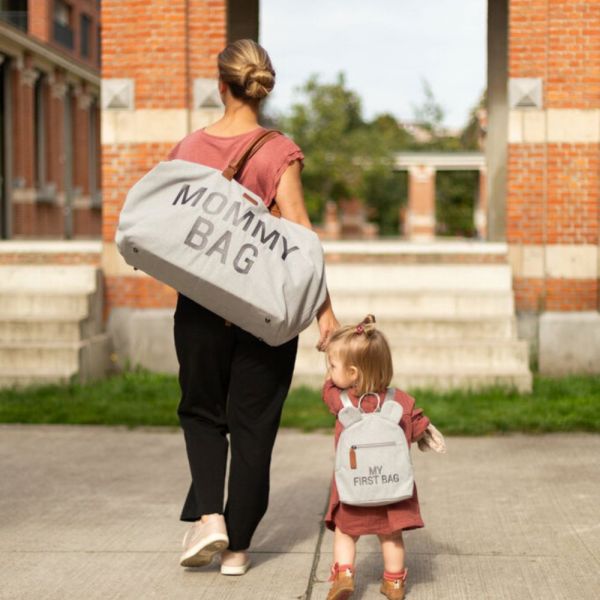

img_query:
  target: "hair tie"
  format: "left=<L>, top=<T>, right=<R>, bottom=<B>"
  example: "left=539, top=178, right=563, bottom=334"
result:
left=355, top=324, right=364, bottom=334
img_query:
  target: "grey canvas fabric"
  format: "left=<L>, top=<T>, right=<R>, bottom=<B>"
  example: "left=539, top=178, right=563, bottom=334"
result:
left=116, top=158, right=327, bottom=346
left=335, top=389, right=415, bottom=507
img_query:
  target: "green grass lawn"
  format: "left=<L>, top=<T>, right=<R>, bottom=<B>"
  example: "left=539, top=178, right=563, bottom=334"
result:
left=0, top=371, right=598, bottom=434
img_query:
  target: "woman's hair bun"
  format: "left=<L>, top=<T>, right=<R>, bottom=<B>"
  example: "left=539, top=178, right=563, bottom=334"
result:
left=218, top=39, right=276, bottom=101
left=241, top=64, right=275, bottom=99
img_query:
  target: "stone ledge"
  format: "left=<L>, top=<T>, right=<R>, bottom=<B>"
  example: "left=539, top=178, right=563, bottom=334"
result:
left=539, top=311, right=600, bottom=375
left=0, top=241, right=102, bottom=253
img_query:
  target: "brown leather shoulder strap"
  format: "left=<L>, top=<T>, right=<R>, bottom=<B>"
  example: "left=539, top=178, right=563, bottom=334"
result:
left=222, top=129, right=282, bottom=181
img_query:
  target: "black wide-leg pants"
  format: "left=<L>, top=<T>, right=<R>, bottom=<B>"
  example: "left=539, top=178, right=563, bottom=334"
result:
left=174, top=293, right=298, bottom=551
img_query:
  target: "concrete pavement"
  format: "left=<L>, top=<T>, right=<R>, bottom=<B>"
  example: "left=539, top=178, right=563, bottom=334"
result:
left=0, top=425, right=598, bottom=599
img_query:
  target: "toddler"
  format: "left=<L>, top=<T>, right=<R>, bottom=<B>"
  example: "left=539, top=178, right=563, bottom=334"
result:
left=323, top=315, right=444, bottom=600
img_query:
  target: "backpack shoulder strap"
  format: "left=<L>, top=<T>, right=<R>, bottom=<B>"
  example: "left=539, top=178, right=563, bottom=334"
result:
left=381, top=387, right=408, bottom=419
left=339, top=390, right=354, bottom=410
left=382, top=387, right=396, bottom=405
left=221, top=129, right=282, bottom=181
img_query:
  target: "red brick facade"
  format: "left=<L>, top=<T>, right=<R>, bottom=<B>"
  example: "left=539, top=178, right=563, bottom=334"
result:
left=507, top=0, right=600, bottom=312
left=101, top=0, right=227, bottom=311
left=510, top=0, right=600, bottom=109
left=1, top=0, right=101, bottom=239
left=99, top=0, right=598, bottom=316
left=102, top=143, right=176, bottom=242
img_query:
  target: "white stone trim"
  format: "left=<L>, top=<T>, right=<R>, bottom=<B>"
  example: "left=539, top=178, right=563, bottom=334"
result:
left=396, top=153, right=485, bottom=170
left=11, top=188, right=37, bottom=204
left=546, top=245, right=598, bottom=279
left=509, top=244, right=599, bottom=279
left=322, top=240, right=508, bottom=255
left=540, top=312, right=600, bottom=375
left=407, top=213, right=435, bottom=227
left=0, top=20, right=100, bottom=87
left=509, top=109, right=600, bottom=143
left=102, top=242, right=146, bottom=277
left=0, top=240, right=102, bottom=253
left=101, top=108, right=224, bottom=145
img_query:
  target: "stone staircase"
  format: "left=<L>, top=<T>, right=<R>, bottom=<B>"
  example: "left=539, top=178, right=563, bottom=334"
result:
left=0, top=265, right=111, bottom=388
left=293, top=243, right=533, bottom=392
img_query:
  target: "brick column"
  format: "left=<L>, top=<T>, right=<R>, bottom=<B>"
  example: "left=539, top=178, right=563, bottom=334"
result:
left=11, top=58, right=37, bottom=236
left=35, top=73, right=68, bottom=238
left=72, top=88, right=100, bottom=237
left=507, top=0, right=600, bottom=374
left=405, top=165, right=436, bottom=241
left=101, top=0, right=228, bottom=317
left=28, top=0, right=51, bottom=42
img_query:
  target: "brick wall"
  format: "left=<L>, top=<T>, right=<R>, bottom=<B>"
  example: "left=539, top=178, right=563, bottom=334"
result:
left=507, top=0, right=600, bottom=312
left=10, top=66, right=100, bottom=239
left=5, top=1, right=101, bottom=239
left=101, top=0, right=227, bottom=313
left=28, top=0, right=101, bottom=70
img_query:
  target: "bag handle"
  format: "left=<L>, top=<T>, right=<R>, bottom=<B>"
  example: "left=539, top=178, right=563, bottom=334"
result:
left=221, top=129, right=282, bottom=181
left=340, top=390, right=389, bottom=413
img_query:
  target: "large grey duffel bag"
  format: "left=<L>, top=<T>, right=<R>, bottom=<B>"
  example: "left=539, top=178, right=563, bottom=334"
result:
left=116, top=130, right=327, bottom=346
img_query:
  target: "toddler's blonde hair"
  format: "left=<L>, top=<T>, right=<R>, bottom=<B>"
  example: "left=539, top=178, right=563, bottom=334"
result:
left=327, top=315, right=393, bottom=396
left=218, top=39, right=275, bottom=100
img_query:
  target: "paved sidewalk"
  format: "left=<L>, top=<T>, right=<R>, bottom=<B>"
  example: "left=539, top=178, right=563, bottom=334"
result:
left=0, top=425, right=598, bottom=600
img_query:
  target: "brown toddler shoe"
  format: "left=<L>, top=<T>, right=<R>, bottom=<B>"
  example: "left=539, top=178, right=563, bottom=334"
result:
left=326, top=563, right=355, bottom=600
left=380, top=568, right=407, bottom=600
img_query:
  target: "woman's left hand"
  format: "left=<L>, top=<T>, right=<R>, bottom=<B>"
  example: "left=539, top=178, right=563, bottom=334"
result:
left=316, top=293, right=339, bottom=351
left=275, top=162, right=339, bottom=350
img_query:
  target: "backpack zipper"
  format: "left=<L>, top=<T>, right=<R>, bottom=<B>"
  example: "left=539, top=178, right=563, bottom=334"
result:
left=349, top=442, right=397, bottom=470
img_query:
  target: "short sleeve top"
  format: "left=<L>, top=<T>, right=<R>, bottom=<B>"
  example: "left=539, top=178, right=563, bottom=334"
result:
left=167, top=127, right=304, bottom=209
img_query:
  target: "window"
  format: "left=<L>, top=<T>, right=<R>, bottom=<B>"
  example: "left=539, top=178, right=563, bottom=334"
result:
left=0, top=0, right=28, bottom=31
left=53, top=0, right=71, bottom=26
left=97, top=24, right=101, bottom=67
left=89, top=100, right=101, bottom=208
left=80, top=13, right=91, bottom=58
left=34, top=73, right=46, bottom=189
left=34, top=73, right=56, bottom=203
left=53, top=0, right=73, bottom=49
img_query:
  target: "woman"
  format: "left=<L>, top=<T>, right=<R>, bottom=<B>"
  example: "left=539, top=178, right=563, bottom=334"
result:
left=169, top=39, right=339, bottom=574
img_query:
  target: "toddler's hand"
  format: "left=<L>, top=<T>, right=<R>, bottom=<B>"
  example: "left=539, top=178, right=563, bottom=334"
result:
left=417, top=424, right=446, bottom=454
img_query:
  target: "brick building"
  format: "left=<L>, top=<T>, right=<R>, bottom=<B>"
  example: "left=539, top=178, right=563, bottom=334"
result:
left=99, top=0, right=599, bottom=376
left=502, top=0, right=600, bottom=371
left=0, top=0, right=596, bottom=388
left=0, top=0, right=101, bottom=239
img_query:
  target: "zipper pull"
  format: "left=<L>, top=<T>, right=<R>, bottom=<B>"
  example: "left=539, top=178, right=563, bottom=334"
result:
left=349, top=446, right=357, bottom=470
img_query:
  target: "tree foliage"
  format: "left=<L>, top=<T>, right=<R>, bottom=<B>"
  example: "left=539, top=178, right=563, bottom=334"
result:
left=270, top=74, right=485, bottom=237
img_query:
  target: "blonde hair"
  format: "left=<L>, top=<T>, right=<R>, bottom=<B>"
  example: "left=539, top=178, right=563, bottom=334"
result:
left=218, top=39, right=275, bottom=100
left=327, top=315, right=393, bottom=396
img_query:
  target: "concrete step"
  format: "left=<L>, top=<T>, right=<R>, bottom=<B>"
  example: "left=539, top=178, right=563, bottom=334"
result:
left=294, top=340, right=530, bottom=372
left=0, top=335, right=112, bottom=379
left=0, top=293, right=92, bottom=319
left=0, top=317, right=98, bottom=343
left=325, top=264, right=512, bottom=292
left=327, top=290, right=515, bottom=318
left=0, top=265, right=99, bottom=292
left=292, top=369, right=533, bottom=393
left=298, top=317, right=516, bottom=347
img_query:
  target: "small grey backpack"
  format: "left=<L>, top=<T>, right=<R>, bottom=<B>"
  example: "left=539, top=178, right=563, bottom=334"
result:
left=335, top=388, right=414, bottom=507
